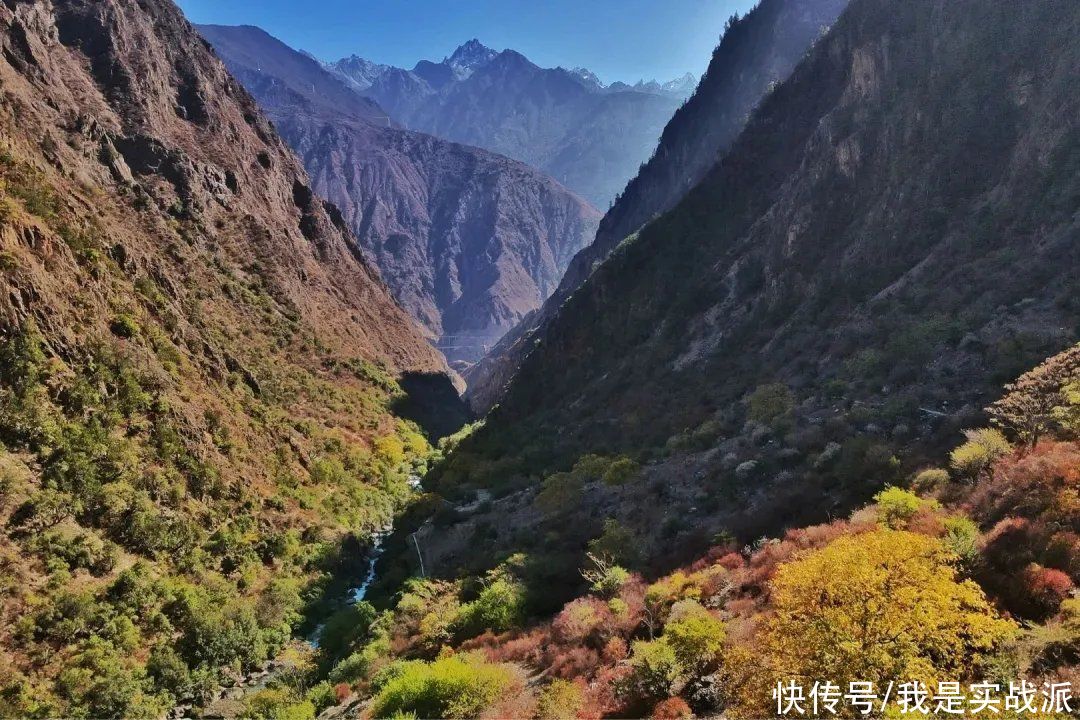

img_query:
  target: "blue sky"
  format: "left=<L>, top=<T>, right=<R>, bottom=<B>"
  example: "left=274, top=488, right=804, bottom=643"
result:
left=175, top=0, right=757, bottom=84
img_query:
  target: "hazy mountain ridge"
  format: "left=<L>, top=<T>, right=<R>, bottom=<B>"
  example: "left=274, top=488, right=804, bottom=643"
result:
left=199, top=25, right=601, bottom=366
left=328, top=40, right=689, bottom=207
left=330, top=40, right=695, bottom=99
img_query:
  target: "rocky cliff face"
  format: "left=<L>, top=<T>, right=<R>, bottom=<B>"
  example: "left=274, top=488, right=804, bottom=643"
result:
left=431, top=0, right=1080, bottom=568
left=0, top=0, right=464, bottom=713
left=331, top=41, right=684, bottom=208
left=465, top=0, right=850, bottom=411
left=0, top=1, right=448, bottom=378
left=200, top=26, right=601, bottom=367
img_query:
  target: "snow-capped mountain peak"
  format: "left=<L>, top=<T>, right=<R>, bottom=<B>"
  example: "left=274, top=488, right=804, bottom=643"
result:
left=445, top=39, right=498, bottom=78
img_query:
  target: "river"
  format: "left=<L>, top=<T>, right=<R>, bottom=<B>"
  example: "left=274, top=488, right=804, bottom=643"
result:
left=186, top=476, right=422, bottom=717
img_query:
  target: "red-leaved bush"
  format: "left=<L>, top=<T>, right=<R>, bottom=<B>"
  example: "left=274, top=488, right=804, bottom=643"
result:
left=462, top=628, right=546, bottom=665
left=1023, top=564, right=1074, bottom=619
left=651, top=696, right=693, bottom=719
left=968, top=441, right=1080, bottom=526
left=548, top=645, right=604, bottom=680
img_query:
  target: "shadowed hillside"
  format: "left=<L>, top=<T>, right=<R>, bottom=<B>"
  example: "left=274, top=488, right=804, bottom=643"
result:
left=465, top=0, right=851, bottom=412
left=433, top=0, right=1080, bottom=572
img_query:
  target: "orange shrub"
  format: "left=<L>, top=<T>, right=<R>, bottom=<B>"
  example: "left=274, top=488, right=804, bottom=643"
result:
left=1044, top=531, right=1080, bottom=577
left=1023, top=564, right=1074, bottom=619
left=553, top=597, right=610, bottom=645
left=602, top=636, right=629, bottom=664
left=968, top=441, right=1080, bottom=526
left=548, top=645, right=603, bottom=680
left=651, top=697, right=693, bottom=719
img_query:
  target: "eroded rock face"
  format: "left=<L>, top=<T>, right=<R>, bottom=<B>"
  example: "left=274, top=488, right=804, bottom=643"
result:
left=199, top=25, right=601, bottom=366
left=0, top=0, right=450, bottom=376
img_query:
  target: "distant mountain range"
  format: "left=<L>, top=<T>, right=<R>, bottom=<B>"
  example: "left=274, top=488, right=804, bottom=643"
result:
left=331, top=40, right=696, bottom=99
left=198, top=26, right=601, bottom=367
left=326, top=40, right=692, bottom=207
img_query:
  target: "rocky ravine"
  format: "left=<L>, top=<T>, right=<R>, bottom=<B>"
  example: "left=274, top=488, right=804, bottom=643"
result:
left=199, top=25, right=601, bottom=367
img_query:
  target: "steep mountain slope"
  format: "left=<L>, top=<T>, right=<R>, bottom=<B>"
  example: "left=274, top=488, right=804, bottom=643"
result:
left=432, top=0, right=1080, bottom=571
left=466, top=0, right=851, bottom=411
left=0, top=0, right=463, bottom=715
left=330, top=41, right=685, bottom=208
left=199, top=26, right=601, bottom=366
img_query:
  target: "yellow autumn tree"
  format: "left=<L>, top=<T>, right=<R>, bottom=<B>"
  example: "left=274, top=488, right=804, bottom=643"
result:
left=737, top=530, right=1015, bottom=717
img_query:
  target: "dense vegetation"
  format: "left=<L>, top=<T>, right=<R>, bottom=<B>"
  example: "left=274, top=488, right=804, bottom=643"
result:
left=311, top=344, right=1080, bottom=718
left=0, top=162, right=440, bottom=713
left=0, top=0, right=461, bottom=712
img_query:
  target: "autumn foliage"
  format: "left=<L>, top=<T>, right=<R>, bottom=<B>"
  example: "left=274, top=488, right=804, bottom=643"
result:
left=316, top=345, right=1080, bottom=719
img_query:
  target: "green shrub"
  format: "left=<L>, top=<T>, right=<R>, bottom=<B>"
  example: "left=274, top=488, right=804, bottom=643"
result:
left=911, top=468, right=950, bottom=493
left=834, top=437, right=901, bottom=486
left=587, top=519, right=639, bottom=567
left=110, top=314, right=141, bottom=339
left=602, top=457, right=641, bottom=486
left=454, top=578, right=524, bottom=636
left=581, top=553, right=630, bottom=599
left=10, top=488, right=80, bottom=532
left=30, top=530, right=118, bottom=576
left=623, top=639, right=680, bottom=701
left=662, top=600, right=725, bottom=673
left=1055, top=380, right=1079, bottom=437
left=843, top=348, right=885, bottom=380
left=873, top=486, right=937, bottom=529
left=0, top=196, right=18, bottom=224
left=305, top=682, right=336, bottom=715
left=942, top=516, right=980, bottom=564
left=0, top=249, right=18, bottom=271
left=571, top=454, right=612, bottom=481
left=240, top=688, right=315, bottom=720
left=950, top=428, right=1011, bottom=481
left=535, top=679, right=584, bottom=720
left=316, top=601, right=376, bottom=661
left=53, top=638, right=169, bottom=719
left=1, top=160, right=60, bottom=220
left=328, top=628, right=392, bottom=685
left=146, top=644, right=191, bottom=700
left=748, top=383, right=795, bottom=428
left=534, top=472, right=584, bottom=515
left=175, top=599, right=269, bottom=671
left=369, top=653, right=516, bottom=719
left=0, top=465, right=17, bottom=503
